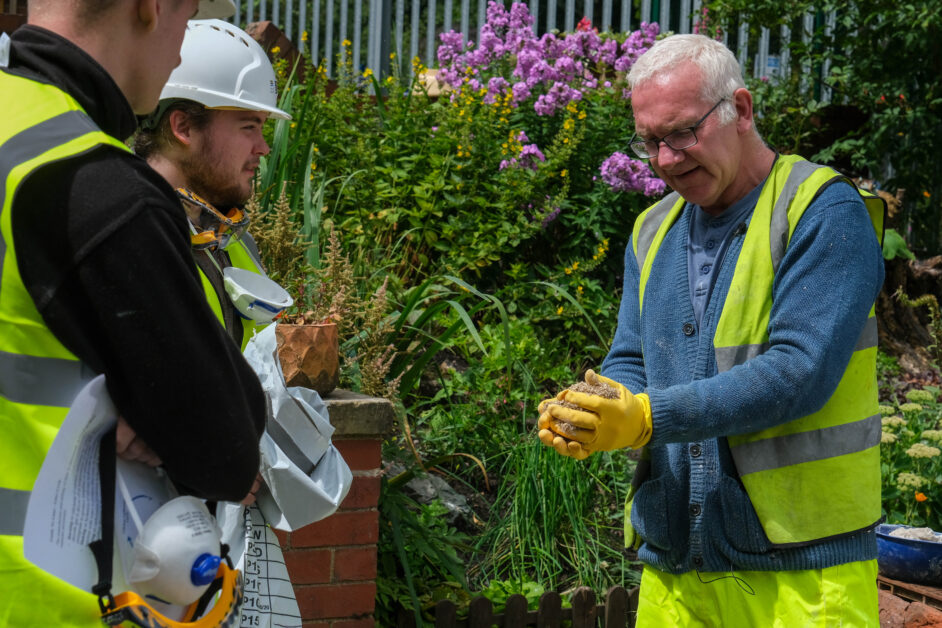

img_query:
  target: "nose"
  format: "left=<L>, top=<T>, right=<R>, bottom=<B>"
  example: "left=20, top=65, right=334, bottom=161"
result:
left=654, top=143, right=686, bottom=169
left=255, top=134, right=270, bottom=157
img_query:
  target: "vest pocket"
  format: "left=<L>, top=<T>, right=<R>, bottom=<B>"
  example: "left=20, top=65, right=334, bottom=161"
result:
left=719, top=475, right=772, bottom=554
left=631, top=476, right=674, bottom=552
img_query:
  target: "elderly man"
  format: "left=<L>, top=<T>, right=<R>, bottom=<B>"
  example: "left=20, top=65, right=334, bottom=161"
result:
left=539, top=34, right=885, bottom=625
left=0, top=0, right=267, bottom=625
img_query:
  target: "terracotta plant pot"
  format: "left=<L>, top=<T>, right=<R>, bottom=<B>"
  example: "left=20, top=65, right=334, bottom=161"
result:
left=275, top=322, right=340, bottom=395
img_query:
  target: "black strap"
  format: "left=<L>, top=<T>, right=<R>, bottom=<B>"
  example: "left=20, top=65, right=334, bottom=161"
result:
left=89, top=427, right=117, bottom=613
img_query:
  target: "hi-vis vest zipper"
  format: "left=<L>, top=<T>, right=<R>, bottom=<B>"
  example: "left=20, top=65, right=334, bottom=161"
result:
left=0, top=68, right=131, bottom=625
left=197, top=237, right=269, bottom=351
left=631, top=154, right=886, bottom=546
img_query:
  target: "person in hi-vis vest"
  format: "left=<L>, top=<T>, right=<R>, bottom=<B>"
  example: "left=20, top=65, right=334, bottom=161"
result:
left=538, top=34, right=886, bottom=627
left=135, top=19, right=292, bottom=352
left=0, top=0, right=268, bottom=625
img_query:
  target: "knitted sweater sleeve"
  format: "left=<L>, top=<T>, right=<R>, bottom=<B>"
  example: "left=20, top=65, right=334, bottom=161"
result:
left=599, top=235, right=648, bottom=395
left=640, top=182, right=883, bottom=445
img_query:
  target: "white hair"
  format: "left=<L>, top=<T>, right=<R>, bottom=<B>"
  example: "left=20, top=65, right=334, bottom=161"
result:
left=628, top=34, right=745, bottom=125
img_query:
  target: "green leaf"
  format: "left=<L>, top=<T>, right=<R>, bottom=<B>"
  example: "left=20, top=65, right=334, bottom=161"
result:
left=883, top=228, right=916, bottom=261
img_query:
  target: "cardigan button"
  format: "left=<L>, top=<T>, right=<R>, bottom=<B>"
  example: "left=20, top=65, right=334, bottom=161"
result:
left=690, top=444, right=702, bottom=457
left=682, top=322, right=695, bottom=336
left=689, top=503, right=702, bottom=516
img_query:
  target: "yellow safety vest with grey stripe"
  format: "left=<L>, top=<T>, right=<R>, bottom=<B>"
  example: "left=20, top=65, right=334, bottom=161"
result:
left=0, top=69, right=131, bottom=624
left=196, top=237, right=268, bottom=351
left=631, top=154, right=886, bottom=546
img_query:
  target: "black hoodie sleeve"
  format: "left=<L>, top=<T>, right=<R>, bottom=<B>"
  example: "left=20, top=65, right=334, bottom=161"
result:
left=13, top=146, right=266, bottom=502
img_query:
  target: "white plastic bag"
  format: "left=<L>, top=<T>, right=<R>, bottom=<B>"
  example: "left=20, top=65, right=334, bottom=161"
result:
left=242, top=324, right=352, bottom=531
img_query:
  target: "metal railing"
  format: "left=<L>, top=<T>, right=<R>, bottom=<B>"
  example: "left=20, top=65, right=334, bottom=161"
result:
left=230, top=0, right=834, bottom=99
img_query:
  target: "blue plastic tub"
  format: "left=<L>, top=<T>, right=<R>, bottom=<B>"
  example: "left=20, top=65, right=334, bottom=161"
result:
left=876, top=523, right=942, bottom=587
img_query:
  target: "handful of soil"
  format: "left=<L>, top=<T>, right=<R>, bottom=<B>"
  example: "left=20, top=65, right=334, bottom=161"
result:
left=542, top=376, right=619, bottom=438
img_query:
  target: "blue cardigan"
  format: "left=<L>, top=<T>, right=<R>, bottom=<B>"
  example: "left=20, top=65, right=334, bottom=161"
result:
left=601, top=179, right=885, bottom=574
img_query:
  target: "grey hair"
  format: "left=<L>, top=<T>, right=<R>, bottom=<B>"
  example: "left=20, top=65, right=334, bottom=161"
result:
left=628, top=34, right=745, bottom=125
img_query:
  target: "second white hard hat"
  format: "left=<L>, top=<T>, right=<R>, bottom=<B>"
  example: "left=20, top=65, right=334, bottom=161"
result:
left=160, top=19, right=291, bottom=120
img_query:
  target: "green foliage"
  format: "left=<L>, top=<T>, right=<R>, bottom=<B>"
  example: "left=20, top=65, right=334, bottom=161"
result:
left=883, top=229, right=916, bottom=261
left=878, top=394, right=942, bottom=531
left=705, top=0, right=942, bottom=255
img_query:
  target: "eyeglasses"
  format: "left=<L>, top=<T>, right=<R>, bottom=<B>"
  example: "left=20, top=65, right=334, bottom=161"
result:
left=629, top=98, right=727, bottom=159
left=177, top=188, right=250, bottom=250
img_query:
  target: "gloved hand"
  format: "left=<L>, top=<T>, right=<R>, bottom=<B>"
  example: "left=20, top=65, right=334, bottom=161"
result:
left=537, top=412, right=592, bottom=460
left=536, top=392, right=593, bottom=459
left=545, top=370, right=652, bottom=451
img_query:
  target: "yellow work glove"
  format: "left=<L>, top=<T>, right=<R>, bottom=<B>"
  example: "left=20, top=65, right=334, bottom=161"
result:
left=536, top=392, right=593, bottom=460
left=547, top=370, right=652, bottom=451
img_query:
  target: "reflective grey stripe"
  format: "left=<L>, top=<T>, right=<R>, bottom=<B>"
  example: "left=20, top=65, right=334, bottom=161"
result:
left=715, top=342, right=770, bottom=373
left=0, top=109, right=101, bottom=299
left=635, top=192, right=680, bottom=271
left=0, top=350, right=94, bottom=407
left=0, top=487, right=30, bottom=536
left=716, top=316, right=877, bottom=373
left=855, top=316, right=878, bottom=352
left=731, top=413, right=881, bottom=476
left=769, top=160, right=823, bottom=273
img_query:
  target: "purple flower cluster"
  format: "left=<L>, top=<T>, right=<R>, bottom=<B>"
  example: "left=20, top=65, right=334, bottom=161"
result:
left=437, top=2, right=659, bottom=116
left=500, top=143, right=546, bottom=171
left=599, top=152, right=666, bottom=196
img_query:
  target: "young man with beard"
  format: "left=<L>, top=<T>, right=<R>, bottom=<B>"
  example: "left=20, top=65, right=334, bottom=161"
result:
left=0, top=0, right=267, bottom=624
left=136, top=18, right=291, bottom=349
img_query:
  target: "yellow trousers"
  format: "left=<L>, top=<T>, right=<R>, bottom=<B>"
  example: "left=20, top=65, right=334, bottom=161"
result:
left=635, top=559, right=878, bottom=627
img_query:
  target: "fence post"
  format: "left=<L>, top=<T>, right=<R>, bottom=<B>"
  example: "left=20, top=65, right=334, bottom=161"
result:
left=571, top=587, right=597, bottom=628
left=604, top=586, right=629, bottom=628
left=504, top=594, right=529, bottom=626
left=468, top=596, right=495, bottom=628
left=537, top=590, right=562, bottom=628
left=435, top=599, right=457, bottom=627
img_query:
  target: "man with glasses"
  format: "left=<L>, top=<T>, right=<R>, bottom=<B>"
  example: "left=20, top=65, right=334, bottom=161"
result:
left=539, top=34, right=886, bottom=625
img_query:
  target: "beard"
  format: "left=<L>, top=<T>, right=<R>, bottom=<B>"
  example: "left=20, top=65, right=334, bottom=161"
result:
left=179, top=136, right=253, bottom=210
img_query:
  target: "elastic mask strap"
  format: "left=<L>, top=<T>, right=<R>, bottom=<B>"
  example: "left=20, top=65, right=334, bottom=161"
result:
left=0, top=33, right=10, bottom=69
left=89, top=427, right=118, bottom=614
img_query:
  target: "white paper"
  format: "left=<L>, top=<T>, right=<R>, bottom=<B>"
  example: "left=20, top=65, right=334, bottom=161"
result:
left=219, top=503, right=301, bottom=628
left=23, top=374, right=117, bottom=590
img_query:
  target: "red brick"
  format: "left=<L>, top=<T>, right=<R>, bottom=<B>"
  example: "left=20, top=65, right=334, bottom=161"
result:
left=302, top=622, right=330, bottom=628
left=291, top=511, right=379, bottom=547
left=330, top=619, right=376, bottom=628
left=333, top=546, right=377, bottom=581
left=295, top=583, right=377, bottom=619
left=340, top=474, right=381, bottom=510
left=284, top=547, right=332, bottom=584
left=274, top=528, right=290, bottom=548
left=334, top=439, right=382, bottom=470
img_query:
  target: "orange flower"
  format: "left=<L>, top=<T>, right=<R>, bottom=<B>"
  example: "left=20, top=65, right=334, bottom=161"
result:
left=915, top=492, right=928, bottom=502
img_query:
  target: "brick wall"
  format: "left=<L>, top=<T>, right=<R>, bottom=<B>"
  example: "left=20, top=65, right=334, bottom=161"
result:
left=276, top=391, right=393, bottom=628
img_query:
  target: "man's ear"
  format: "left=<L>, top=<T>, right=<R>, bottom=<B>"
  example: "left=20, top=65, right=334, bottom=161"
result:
left=137, top=0, right=160, bottom=33
left=168, top=109, right=195, bottom=146
left=733, top=87, right=754, bottom=135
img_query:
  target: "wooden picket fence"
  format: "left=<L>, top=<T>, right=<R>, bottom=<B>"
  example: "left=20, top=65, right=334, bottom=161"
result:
left=397, top=585, right=639, bottom=627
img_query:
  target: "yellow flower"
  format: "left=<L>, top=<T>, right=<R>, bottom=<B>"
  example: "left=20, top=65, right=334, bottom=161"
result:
left=564, top=268, right=572, bottom=275
left=390, top=52, right=396, bottom=59
left=271, top=46, right=281, bottom=54
left=560, top=169, right=568, bottom=178
left=563, top=137, right=570, bottom=144
left=563, top=119, right=574, bottom=130
left=572, top=261, right=579, bottom=270
left=362, top=68, right=374, bottom=78
left=301, top=31, right=309, bottom=42
left=578, top=110, right=587, bottom=120
left=576, top=285, right=583, bottom=294
left=343, top=39, right=352, bottom=47
left=556, top=306, right=564, bottom=315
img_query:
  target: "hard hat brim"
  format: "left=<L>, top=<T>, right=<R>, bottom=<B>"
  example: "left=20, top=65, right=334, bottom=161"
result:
left=160, top=85, right=292, bottom=120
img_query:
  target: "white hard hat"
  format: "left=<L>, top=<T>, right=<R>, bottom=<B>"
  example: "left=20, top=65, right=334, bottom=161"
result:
left=160, top=19, right=291, bottom=120
left=223, top=266, right=294, bottom=323
left=195, top=0, right=236, bottom=19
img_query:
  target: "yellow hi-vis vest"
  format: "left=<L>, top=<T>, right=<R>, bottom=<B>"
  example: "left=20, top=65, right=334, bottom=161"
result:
left=0, top=69, right=132, bottom=626
left=631, top=154, right=886, bottom=546
left=196, top=237, right=269, bottom=351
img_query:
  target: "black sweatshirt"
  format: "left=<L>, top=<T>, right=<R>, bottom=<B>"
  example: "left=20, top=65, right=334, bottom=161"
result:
left=6, top=26, right=266, bottom=502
